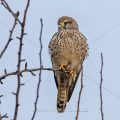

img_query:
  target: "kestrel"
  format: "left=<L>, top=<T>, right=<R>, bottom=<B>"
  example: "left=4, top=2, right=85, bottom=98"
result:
left=48, top=16, right=88, bottom=113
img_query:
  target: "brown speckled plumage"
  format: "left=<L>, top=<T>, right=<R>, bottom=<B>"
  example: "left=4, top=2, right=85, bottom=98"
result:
left=48, top=16, right=88, bottom=113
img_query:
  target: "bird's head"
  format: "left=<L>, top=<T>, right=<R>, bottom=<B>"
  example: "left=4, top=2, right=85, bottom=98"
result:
left=57, top=16, right=79, bottom=30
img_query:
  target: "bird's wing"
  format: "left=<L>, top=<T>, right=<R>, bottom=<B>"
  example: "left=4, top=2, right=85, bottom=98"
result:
left=67, top=67, right=82, bottom=102
left=53, top=71, right=58, bottom=89
left=49, top=33, right=59, bottom=89
left=51, top=62, right=58, bottom=89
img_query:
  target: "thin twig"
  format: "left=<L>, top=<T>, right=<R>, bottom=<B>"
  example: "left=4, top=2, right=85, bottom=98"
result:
left=75, top=66, right=83, bottom=120
left=0, top=12, right=19, bottom=59
left=0, top=113, right=9, bottom=119
left=0, top=95, right=3, bottom=98
left=100, top=53, right=104, bottom=120
left=0, top=95, right=3, bottom=104
left=0, top=0, right=22, bottom=25
left=31, top=19, right=43, bottom=120
left=0, top=71, right=17, bottom=82
left=13, top=0, right=31, bottom=120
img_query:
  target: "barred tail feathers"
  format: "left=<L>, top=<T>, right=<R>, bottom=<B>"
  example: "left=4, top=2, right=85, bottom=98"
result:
left=57, top=85, right=68, bottom=113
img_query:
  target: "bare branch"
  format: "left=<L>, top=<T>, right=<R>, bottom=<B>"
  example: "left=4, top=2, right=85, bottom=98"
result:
left=0, top=67, right=64, bottom=83
left=0, top=0, right=22, bottom=25
left=0, top=12, right=19, bottom=59
left=13, top=0, right=31, bottom=119
left=75, top=67, right=83, bottom=120
left=0, top=71, right=17, bottom=82
left=31, top=18, right=43, bottom=120
left=100, top=53, right=104, bottom=120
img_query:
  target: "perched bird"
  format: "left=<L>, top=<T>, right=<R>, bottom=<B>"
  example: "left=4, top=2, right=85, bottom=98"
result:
left=48, top=16, right=88, bottom=113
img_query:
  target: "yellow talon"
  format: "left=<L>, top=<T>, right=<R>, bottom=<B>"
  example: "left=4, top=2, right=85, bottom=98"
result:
left=66, top=70, right=74, bottom=76
left=59, top=64, right=73, bottom=76
left=69, top=70, right=74, bottom=76
left=59, top=63, right=66, bottom=71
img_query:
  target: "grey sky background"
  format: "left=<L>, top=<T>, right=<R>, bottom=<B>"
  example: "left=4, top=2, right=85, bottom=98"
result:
left=0, top=0, right=120, bottom=120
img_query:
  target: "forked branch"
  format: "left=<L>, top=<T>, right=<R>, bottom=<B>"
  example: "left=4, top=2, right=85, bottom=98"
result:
left=0, top=0, right=22, bottom=25
left=13, top=0, right=31, bottom=120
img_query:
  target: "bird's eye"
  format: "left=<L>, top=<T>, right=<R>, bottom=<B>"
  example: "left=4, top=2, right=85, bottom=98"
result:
left=64, top=22, right=68, bottom=26
left=64, top=21, right=71, bottom=25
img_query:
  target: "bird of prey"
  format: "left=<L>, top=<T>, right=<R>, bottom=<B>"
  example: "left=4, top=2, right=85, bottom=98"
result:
left=48, top=16, right=88, bottom=113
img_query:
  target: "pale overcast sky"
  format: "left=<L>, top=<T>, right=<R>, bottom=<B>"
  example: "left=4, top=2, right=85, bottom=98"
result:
left=0, top=0, right=120, bottom=120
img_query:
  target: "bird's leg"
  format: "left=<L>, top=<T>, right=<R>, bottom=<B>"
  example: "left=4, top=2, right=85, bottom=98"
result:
left=59, top=63, right=66, bottom=71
